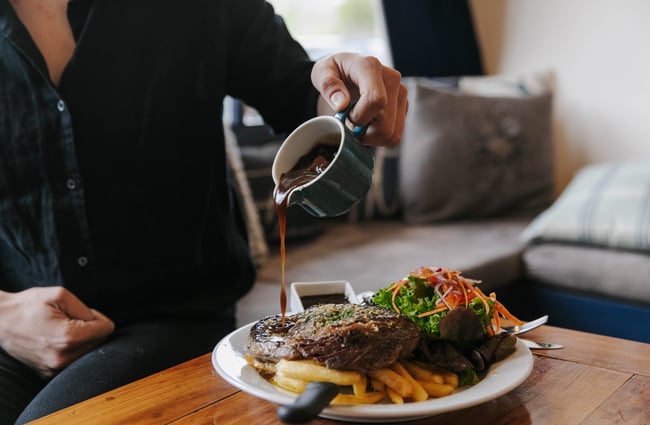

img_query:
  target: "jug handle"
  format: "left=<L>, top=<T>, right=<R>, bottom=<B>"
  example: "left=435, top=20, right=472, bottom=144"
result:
left=334, top=103, right=369, bottom=138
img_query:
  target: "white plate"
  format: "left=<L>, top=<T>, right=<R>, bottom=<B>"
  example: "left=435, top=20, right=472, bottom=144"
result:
left=212, top=322, right=534, bottom=423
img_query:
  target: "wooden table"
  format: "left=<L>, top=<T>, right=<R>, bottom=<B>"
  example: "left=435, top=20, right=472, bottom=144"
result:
left=29, top=325, right=650, bottom=425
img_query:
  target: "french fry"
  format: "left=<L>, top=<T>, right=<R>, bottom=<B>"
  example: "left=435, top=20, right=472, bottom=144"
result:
left=271, top=375, right=308, bottom=393
left=402, top=360, right=444, bottom=384
left=442, top=371, right=459, bottom=388
left=368, top=368, right=413, bottom=398
left=352, top=374, right=367, bottom=398
left=391, top=362, right=429, bottom=402
left=406, top=359, right=459, bottom=388
left=245, top=354, right=277, bottom=375
left=331, top=391, right=386, bottom=405
left=255, top=353, right=461, bottom=406
left=370, top=377, right=385, bottom=392
left=275, top=359, right=362, bottom=386
left=386, top=387, right=404, bottom=404
left=417, top=380, right=455, bottom=398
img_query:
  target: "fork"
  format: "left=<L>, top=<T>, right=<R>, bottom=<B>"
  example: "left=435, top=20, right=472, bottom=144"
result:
left=501, top=315, right=563, bottom=349
left=501, top=315, right=548, bottom=335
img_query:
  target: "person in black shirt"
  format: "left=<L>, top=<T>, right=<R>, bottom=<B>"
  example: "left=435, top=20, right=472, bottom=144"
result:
left=0, top=0, right=407, bottom=423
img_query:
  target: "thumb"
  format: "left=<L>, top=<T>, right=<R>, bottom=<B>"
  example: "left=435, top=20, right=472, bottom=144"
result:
left=66, top=308, right=116, bottom=345
left=89, top=308, right=116, bottom=333
left=328, top=89, right=349, bottom=112
left=312, top=57, right=351, bottom=112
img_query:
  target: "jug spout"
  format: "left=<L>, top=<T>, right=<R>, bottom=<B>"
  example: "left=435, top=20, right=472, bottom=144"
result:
left=285, top=187, right=306, bottom=210
left=277, top=184, right=337, bottom=218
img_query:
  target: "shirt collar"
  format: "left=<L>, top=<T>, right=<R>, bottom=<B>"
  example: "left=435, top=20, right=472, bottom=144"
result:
left=68, top=0, right=95, bottom=40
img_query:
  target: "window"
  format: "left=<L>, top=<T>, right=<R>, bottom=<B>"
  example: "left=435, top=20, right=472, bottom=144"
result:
left=227, top=0, right=391, bottom=127
left=267, top=0, right=391, bottom=65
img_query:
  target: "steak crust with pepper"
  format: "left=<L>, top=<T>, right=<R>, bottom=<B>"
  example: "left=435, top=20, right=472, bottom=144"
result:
left=247, top=304, right=421, bottom=373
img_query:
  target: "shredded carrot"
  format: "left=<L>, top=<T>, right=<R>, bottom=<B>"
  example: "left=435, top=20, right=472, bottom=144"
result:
left=495, top=301, right=524, bottom=325
left=388, top=266, right=523, bottom=333
left=416, top=305, right=447, bottom=318
left=390, top=279, right=408, bottom=313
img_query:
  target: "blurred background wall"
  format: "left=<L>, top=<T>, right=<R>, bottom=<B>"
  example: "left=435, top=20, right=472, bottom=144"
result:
left=469, top=0, right=650, bottom=193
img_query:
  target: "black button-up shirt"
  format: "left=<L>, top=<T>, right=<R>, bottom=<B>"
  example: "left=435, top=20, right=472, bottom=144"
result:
left=0, top=0, right=318, bottom=324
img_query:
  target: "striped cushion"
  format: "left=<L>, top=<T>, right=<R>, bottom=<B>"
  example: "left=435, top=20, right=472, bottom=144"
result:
left=522, top=161, right=650, bottom=252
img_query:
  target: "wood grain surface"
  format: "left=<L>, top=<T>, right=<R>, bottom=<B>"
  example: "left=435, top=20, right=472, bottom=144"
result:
left=29, top=326, right=650, bottom=425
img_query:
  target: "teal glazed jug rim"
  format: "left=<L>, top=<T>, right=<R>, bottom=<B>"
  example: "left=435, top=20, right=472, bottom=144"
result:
left=272, top=105, right=374, bottom=218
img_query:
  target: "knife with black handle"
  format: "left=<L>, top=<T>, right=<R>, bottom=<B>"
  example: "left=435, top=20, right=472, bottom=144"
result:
left=277, top=381, right=339, bottom=423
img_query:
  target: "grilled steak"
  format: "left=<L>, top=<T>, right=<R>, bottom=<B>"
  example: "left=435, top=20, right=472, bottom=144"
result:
left=247, top=304, right=421, bottom=373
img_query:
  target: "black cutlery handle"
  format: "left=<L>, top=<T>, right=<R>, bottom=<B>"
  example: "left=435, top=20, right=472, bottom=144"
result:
left=277, top=381, right=339, bottom=423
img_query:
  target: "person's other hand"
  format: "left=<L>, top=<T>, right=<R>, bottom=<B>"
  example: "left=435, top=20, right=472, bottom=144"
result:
left=312, top=52, right=408, bottom=148
left=0, top=287, right=115, bottom=378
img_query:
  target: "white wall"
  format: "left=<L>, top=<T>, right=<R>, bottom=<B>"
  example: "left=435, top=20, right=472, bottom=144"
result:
left=470, top=0, right=650, bottom=194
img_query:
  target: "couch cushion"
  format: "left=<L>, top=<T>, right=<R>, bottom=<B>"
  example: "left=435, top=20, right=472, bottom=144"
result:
left=523, top=243, right=650, bottom=305
left=348, top=72, right=554, bottom=223
left=347, top=145, right=401, bottom=221
left=399, top=77, right=554, bottom=224
left=458, top=70, right=553, bottom=97
left=522, top=160, right=650, bottom=252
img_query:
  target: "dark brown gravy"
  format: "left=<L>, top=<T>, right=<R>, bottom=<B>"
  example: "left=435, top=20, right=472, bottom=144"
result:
left=273, top=138, right=339, bottom=321
left=300, top=293, right=349, bottom=309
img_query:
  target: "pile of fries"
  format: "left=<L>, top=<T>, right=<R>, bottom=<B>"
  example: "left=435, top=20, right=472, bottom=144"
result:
left=246, top=355, right=459, bottom=405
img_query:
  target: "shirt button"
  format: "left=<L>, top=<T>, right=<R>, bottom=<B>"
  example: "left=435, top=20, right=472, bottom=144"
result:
left=77, top=256, right=88, bottom=267
left=57, top=100, right=65, bottom=112
left=66, top=178, right=77, bottom=190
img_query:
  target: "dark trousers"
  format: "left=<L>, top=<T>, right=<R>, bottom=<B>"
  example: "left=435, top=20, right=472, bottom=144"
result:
left=0, top=317, right=234, bottom=425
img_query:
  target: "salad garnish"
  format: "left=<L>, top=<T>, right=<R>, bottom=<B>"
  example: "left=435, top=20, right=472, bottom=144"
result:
left=373, top=266, right=522, bottom=338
